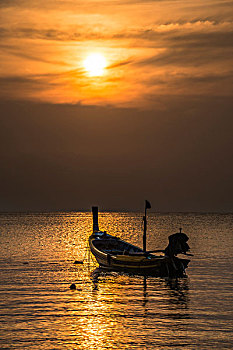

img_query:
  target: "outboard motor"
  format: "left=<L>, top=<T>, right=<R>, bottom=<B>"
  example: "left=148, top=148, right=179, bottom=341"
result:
left=164, top=228, right=190, bottom=257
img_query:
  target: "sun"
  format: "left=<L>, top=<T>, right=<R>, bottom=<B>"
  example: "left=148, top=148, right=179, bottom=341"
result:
left=83, top=53, right=107, bottom=77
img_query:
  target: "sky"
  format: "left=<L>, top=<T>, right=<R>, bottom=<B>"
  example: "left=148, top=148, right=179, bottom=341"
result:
left=0, top=0, right=232, bottom=212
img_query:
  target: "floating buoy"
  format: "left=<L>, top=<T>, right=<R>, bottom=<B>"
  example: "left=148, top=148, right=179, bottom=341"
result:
left=69, top=283, right=76, bottom=290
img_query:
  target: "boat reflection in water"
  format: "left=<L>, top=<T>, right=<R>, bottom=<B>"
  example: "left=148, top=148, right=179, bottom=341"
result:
left=90, top=267, right=190, bottom=322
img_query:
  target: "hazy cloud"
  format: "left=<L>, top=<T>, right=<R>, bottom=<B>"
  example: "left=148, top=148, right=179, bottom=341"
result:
left=0, top=0, right=232, bottom=105
left=0, top=97, right=232, bottom=211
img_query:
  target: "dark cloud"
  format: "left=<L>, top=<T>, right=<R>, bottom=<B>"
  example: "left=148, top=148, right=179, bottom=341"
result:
left=0, top=76, right=45, bottom=100
left=0, top=44, right=68, bottom=66
left=108, top=59, right=133, bottom=69
left=114, top=21, right=233, bottom=48
left=136, top=46, right=233, bottom=68
left=0, top=0, right=19, bottom=7
left=0, top=26, right=92, bottom=41
left=169, top=31, right=233, bottom=49
left=145, top=70, right=233, bottom=87
left=0, top=68, right=87, bottom=101
left=1, top=18, right=231, bottom=45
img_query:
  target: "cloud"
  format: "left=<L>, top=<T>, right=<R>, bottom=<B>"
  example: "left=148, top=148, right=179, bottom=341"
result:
left=0, top=44, right=69, bottom=66
left=0, top=76, right=45, bottom=92
left=113, top=20, right=233, bottom=45
left=107, top=59, right=133, bottom=69
left=1, top=19, right=231, bottom=60
left=145, top=71, right=233, bottom=97
left=0, top=67, right=89, bottom=102
left=136, top=46, right=233, bottom=68
left=0, top=1, right=232, bottom=106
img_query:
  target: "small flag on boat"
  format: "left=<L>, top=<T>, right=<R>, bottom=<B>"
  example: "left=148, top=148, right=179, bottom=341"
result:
left=145, top=200, right=151, bottom=209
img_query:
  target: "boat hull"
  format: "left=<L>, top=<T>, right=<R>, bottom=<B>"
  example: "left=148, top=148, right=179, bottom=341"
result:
left=89, top=234, right=189, bottom=277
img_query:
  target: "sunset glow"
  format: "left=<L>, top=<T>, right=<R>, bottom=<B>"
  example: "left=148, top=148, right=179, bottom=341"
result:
left=83, top=53, right=107, bottom=77
left=0, top=1, right=232, bottom=107
left=0, top=1, right=232, bottom=214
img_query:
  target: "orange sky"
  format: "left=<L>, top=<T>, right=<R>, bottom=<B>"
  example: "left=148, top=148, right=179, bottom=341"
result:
left=0, top=0, right=232, bottom=107
left=0, top=0, right=233, bottom=211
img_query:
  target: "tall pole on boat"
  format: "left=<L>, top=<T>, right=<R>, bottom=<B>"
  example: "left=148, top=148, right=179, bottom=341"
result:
left=92, top=206, right=99, bottom=233
left=143, top=200, right=151, bottom=252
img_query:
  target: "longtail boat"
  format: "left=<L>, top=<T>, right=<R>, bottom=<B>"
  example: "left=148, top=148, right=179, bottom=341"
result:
left=89, top=202, right=192, bottom=277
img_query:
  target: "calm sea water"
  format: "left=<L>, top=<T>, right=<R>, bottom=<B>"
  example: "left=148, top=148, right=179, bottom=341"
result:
left=0, top=212, right=232, bottom=349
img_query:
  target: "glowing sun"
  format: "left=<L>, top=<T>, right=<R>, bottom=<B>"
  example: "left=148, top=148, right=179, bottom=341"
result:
left=83, top=53, right=107, bottom=77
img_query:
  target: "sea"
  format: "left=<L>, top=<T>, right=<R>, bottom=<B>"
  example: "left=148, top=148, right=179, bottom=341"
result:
left=0, top=212, right=232, bottom=350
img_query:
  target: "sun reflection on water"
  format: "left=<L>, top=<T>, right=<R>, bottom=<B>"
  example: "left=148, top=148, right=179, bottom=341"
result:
left=61, top=266, right=190, bottom=349
left=0, top=212, right=232, bottom=349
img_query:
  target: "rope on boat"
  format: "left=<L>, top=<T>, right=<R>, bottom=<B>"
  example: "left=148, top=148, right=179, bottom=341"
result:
left=74, top=239, right=89, bottom=264
left=74, top=238, right=96, bottom=266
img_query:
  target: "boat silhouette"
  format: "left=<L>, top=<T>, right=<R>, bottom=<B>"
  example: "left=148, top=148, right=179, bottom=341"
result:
left=89, top=203, right=191, bottom=277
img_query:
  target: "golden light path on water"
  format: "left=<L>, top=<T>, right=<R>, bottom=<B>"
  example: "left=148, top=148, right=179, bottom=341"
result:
left=0, top=212, right=233, bottom=349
